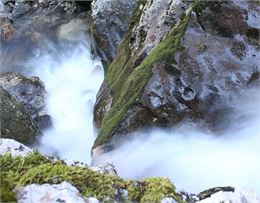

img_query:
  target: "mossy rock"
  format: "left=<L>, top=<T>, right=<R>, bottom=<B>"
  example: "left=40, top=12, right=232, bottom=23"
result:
left=93, top=0, right=203, bottom=149
left=0, top=152, right=184, bottom=203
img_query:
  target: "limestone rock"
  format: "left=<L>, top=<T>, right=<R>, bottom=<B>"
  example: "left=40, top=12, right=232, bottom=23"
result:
left=0, top=138, right=32, bottom=157
left=15, top=182, right=98, bottom=203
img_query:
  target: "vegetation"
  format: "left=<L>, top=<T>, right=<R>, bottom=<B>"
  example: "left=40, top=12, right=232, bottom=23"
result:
left=94, top=0, right=204, bottom=148
left=0, top=152, right=184, bottom=202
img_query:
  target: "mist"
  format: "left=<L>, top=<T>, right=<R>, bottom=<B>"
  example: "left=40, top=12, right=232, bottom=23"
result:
left=33, top=40, right=103, bottom=163
left=25, top=37, right=259, bottom=194
left=1, top=15, right=259, bottom=195
left=96, top=88, right=260, bottom=194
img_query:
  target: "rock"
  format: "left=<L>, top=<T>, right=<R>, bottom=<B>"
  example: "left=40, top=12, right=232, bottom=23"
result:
left=15, top=182, right=96, bottom=203
left=0, top=72, right=52, bottom=130
left=177, top=189, right=198, bottom=203
left=197, top=188, right=260, bottom=203
left=0, top=17, right=14, bottom=40
left=0, top=138, right=32, bottom=157
left=161, top=197, right=178, bottom=203
left=197, top=186, right=235, bottom=200
left=90, top=163, right=118, bottom=176
left=91, top=0, right=138, bottom=62
left=1, top=0, right=79, bottom=19
left=0, top=86, right=39, bottom=145
left=0, top=146, right=185, bottom=203
left=93, top=0, right=260, bottom=154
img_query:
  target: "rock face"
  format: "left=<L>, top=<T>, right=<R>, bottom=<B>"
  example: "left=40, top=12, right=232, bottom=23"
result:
left=0, top=87, right=39, bottom=145
left=91, top=0, right=138, bottom=62
left=0, top=72, right=52, bottom=130
left=93, top=0, right=260, bottom=153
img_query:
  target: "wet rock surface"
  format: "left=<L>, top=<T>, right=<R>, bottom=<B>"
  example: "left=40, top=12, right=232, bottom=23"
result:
left=197, top=186, right=235, bottom=200
left=1, top=0, right=78, bottom=19
left=0, top=0, right=91, bottom=73
left=0, top=86, right=39, bottom=145
left=0, top=16, right=14, bottom=40
left=197, top=188, right=260, bottom=203
left=91, top=0, right=138, bottom=62
left=0, top=72, right=52, bottom=130
left=93, top=0, right=260, bottom=153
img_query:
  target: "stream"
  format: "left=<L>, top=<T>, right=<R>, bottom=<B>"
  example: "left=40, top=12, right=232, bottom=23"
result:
left=1, top=15, right=259, bottom=195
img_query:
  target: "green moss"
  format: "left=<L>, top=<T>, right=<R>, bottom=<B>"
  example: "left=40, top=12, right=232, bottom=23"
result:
left=141, top=178, right=184, bottom=203
left=126, top=180, right=144, bottom=202
left=94, top=1, right=203, bottom=148
left=0, top=152, right=184, bottom=203
left=0, top=178, right=17, bottom=202
left=101, top=59, right=110, bottom=76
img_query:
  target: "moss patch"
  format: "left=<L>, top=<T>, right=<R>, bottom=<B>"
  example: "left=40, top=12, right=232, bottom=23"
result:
left=94, top=1, right=203, bottom=148
left=101, top=59, right=110, bottom=76
left=1, top=152, right=184, bottom=202
left=0, top=178, right=17, bottom=202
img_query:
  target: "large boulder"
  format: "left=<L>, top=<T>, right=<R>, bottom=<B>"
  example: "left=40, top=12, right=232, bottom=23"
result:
left=0, top=72, right=51, bottom=130
left=91, top=0, right=138, bottom=62
left=93, top=0, right=260, bottom=154
left=0, top=87, right=39, bottom=145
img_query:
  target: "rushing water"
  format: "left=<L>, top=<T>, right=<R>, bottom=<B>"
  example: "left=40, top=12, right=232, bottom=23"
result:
left=0, top=16, right=259, bottom=195
left=97, top=88, right=260, bottom=193
left=33, top=41, right=103, bottom=163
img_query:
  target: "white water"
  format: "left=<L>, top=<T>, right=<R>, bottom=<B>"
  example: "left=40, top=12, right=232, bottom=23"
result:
left=2, top=18, right=259, bottom=195
left=30, top=37, right=260, bottom=194
left=29, top=40, right=103, bottom=163
left=96, top=88, right=260, bottom=193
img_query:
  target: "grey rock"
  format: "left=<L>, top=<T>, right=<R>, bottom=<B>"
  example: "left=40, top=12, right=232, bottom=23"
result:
left=197, top=186, right=235, bottom=201
left=15, top=182, right=97, bottom=203
left=0, top=72, right=52, bottom=130
left=91, top=0, right=138, bottom=62
left=0, top=138, right=33, bottom=157
left=0, top=86, right=39, bottom=145
left=0, top=17, right=14, bottom=40
left=93, top=0, right=260, bottom=154
left=90, top=163, right=118, bottom=176
left=196, top=188, right=260, bottom=203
